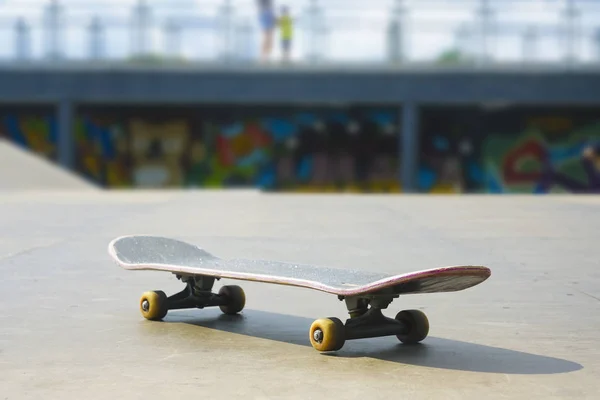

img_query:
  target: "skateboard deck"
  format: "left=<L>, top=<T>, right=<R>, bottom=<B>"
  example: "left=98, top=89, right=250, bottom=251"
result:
left=108, top=234, right=491, bottom=353
left=108, top=235, right=491, bottom=297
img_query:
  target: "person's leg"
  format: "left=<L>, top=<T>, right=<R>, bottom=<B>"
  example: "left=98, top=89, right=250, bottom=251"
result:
left=260, top=12, right=275, bottom=62
left=282, top=39, right=290, bottom=62
left=261, top=30, right=270, bottom=61
left=266, top=28, right=274, bottom=56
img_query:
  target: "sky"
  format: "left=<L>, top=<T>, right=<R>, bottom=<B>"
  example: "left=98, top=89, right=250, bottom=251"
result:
left=0, top=0, right=598, bottom=63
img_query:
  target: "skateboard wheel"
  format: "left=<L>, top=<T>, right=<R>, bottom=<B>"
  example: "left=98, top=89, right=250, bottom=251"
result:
left=139, top=290, right=168, bottom=321
left=218, top=285, right=246, bottom=315
left=309, top=317, right=345, bottom=352
left=394, top=309, right=429, bottom=344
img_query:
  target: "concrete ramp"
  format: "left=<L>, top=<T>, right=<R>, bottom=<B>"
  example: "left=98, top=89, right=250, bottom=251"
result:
left=0, top=139, right=98, bottom=191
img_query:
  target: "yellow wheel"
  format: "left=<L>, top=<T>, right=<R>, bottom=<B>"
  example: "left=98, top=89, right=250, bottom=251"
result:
left=395, top=309, right=429, bottom=344
left=139, top=290, right=168, bottom=321
left=218, top=285, right=246, bottom=315
left=309, top=317, right=346, bottom=352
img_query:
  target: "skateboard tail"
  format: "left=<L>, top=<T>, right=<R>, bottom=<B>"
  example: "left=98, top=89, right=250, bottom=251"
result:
left=340, top=266, right=491, bottom=296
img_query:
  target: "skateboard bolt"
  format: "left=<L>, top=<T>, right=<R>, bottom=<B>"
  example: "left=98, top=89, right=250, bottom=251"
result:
left=313, top=329, right=323, bottom=343
left=141, top=300, right=149, bottom=312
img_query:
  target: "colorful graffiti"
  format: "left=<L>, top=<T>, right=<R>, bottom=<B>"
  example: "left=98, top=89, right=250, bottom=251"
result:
left=188, top=116, right=274, bottom=188
left=418, top=106, right=600, bottom=194
left=483, top=121, right=600, bottom=194
left=128, top=118, right=191, bottom=187
left=0, top=108, right=58, bottom=160
left=73, top=115, right=131, bottom=187
left=417, top=106, right=484, bottom=193
left=258, top=108, right=400, bottom=192
left=7, top=104, right=597, bottom=193
left=71, top=106, right=401, bottom=192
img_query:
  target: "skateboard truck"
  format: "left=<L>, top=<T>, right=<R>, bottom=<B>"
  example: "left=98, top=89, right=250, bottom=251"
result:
left=138, top=274, right=246, bottom=321
left=307, top=292, right=429, bottom=352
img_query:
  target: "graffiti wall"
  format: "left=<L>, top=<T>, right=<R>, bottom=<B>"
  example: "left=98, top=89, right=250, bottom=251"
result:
left=481, top=106, right=600, bottom=193
left=7, top=103, right=596, bottom=193
left=252, top=107, right=400, bottom=192
left=417, top=106, right=485, bottom=193
left=73, top=105, right=401, bottom=192
left=74, top=105, right=205, bottom=188
left=0, top=105, right=58, bottom=160
left=418, top=105, right=600, bottom=193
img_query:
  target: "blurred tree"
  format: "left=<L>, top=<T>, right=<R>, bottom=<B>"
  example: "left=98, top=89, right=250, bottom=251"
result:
left=435, top=48, right=469, bottom=65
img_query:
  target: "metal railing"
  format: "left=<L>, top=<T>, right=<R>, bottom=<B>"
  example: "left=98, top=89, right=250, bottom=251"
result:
left=0, top=0, right=599, bottom=67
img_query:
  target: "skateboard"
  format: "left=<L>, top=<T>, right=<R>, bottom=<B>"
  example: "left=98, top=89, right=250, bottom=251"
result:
left=108, top=235, right=491, bottom=352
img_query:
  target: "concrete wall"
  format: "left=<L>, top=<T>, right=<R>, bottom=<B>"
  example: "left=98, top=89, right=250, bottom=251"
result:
left=2, top=66, right=600, bottom=103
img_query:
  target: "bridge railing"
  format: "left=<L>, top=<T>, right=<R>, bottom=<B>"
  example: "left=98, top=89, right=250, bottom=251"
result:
left=0, top=0, right=599, bottom=66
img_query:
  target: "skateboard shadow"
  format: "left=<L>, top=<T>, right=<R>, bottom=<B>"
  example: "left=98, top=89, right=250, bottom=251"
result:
left=166, top=308, right=582, bottom=375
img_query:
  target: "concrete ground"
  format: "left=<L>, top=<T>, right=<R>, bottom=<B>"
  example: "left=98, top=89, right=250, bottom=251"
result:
left=1, top=190, right=598, bottom=399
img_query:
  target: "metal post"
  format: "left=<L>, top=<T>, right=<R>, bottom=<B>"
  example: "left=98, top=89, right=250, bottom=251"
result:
left=132, top=0, right=152, bottom=57
left=218, top=0, right=234, bottom=61
left=454, top=23, right=470, bottom=62
left=316, top=12, right=328, bottom=62
left=595, top=28, right=600, bottom=62
left=522, top=26, right=537, bottom=64
left=400, top=102, right=419, bottom=192
left=478, top=0, right=492, bottom=65
left=43, top=0, right=63, bottom=60
left=57, top=99, right=74, bottom=170
left=235, top=19, right=254, bottom=62
left=164, top=18, right=181, bottom=59
left=388, top=0, right=405, bottom=63
left=563, top=0, right=579, bottom=66
left=305, top=0, right=321, bottom=63
left=14, top=18, right=31, bottom=61
left=88, top=16, right=104, bottom=60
